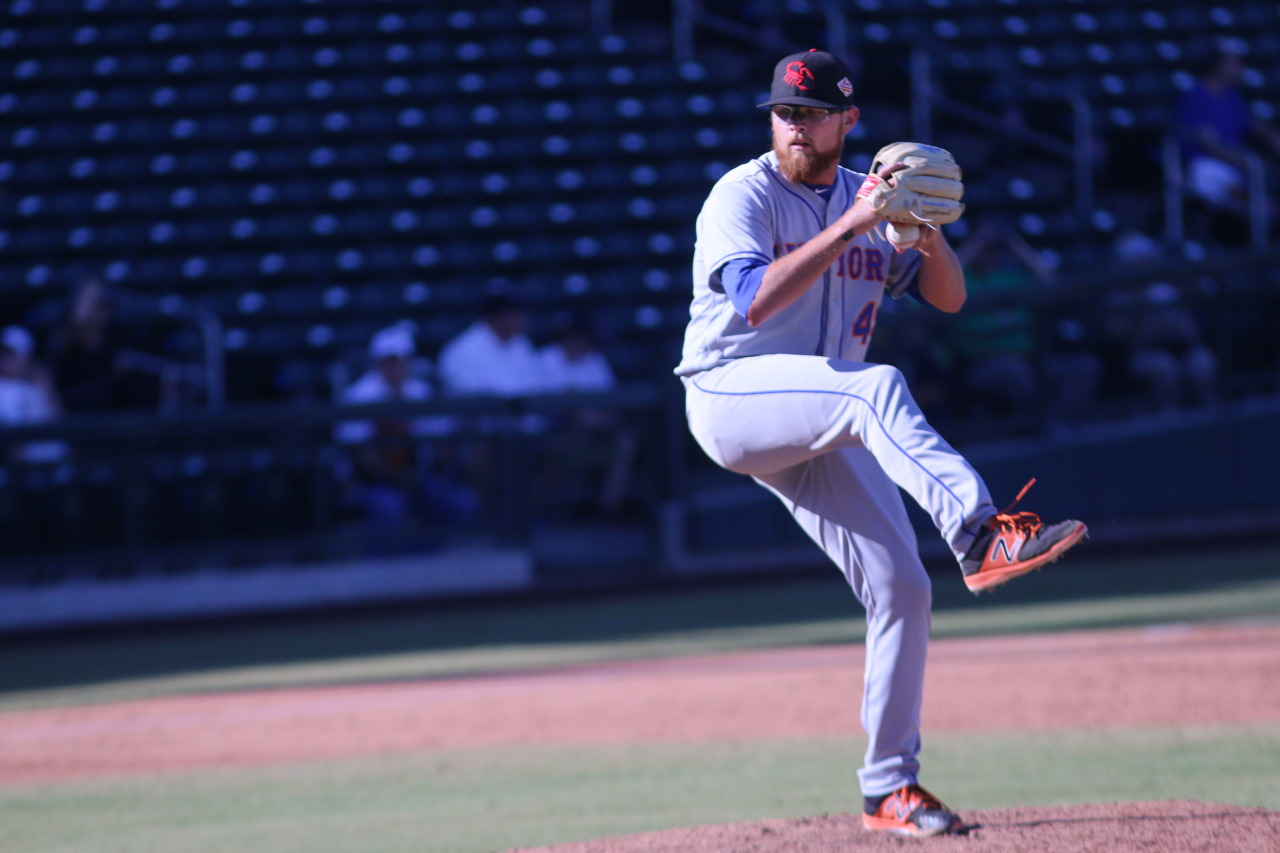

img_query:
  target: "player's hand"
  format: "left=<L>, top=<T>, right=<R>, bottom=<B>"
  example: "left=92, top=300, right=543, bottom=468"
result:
left=856, top=142, right=965, bottom=227
left=880, top=160, right=910, bottom=181
left=855, top=162, right=908, bottom=211
left=877, top=161, right=908, bottom=181
left=842, top=162, right=908, bottom=237
left=912, top=224, right=944, bottom=255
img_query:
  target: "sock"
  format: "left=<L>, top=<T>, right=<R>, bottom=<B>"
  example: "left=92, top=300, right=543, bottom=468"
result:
left=961, top=520, right=995, bottom=563
left=864, top=793, right=888, bottom=815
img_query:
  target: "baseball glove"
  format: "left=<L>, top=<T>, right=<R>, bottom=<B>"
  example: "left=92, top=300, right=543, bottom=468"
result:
left=855, top=141, right=965, bottom=225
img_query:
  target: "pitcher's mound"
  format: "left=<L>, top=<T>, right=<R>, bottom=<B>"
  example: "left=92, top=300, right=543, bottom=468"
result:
left=512, top=801, right=1279, bottom=852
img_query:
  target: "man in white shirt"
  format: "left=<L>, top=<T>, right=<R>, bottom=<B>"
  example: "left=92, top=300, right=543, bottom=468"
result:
left=537, top=320, right=635, bottom=517
left=539, top=321, right=617, bottom=394
left=437, top=295, right=546, bottom=398
left=0, top=326, right=67, bottom=463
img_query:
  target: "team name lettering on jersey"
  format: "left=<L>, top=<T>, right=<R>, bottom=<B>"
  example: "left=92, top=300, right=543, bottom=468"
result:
left=776, top=244, right=886, bottom=283
left=836, top=247, right=885, bottom=282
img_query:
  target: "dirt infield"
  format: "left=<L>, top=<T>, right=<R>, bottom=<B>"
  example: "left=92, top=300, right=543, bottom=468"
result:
left=2, top=622, right=1278, bottom=851
left=511, top=802, right=1280, bottom=853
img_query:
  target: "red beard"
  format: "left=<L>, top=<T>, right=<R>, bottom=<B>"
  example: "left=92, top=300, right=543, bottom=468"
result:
left=773, top=133, right=844, bottom=184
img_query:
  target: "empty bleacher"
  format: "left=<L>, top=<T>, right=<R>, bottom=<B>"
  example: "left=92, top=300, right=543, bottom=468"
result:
left=3, top=0, right=1280, bottom=589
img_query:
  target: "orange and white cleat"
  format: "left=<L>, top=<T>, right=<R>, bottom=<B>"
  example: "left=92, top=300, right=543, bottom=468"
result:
left=862, top=784, right=961, bottom=836
left=961, top=478, right=1087, bottom=593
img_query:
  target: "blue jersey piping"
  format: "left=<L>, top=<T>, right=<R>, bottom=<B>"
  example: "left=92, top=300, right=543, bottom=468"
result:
left=689, top=377, right=976, bottom=533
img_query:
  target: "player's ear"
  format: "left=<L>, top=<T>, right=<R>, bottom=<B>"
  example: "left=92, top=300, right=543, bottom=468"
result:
left=843, top=107, right=860, bottom=134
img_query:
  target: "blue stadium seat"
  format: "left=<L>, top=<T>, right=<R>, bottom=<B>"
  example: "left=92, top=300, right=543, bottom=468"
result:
left=7, top=0, right=1244, bottom=425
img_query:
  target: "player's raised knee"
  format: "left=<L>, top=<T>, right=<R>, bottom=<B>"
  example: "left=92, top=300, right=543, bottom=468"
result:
left=837, top=362, right=907, bottom=395
left=870, top=363, right=905, bottom=385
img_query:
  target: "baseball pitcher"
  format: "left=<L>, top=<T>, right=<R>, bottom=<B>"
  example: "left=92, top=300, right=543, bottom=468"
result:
left=674, top=49, right=1088, bottom=836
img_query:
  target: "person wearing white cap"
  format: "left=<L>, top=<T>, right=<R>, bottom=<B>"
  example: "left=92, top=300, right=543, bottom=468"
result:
left=336, top=323, right=434, bottom=438
left=334, top=324, right=476, bottom=542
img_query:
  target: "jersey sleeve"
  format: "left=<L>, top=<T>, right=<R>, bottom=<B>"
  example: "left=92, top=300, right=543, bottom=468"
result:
left=698, top=175, right=775, bottom=283
left=885, top=247, right=924, bottom=303
left=713, top=257, right=769, bottom=319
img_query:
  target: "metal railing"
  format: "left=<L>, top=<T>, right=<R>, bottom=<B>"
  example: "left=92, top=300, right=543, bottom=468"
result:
left=595, top=1, right=1098, bottom=219
left=1162, top=135, right=1269, bottom=250
left=670, top=0, right=786, bottom=65
left=1162, top=135, right=1187, bottom=246
left=910, top=48, right=1095, bottom=218
left=0, top=385, right=672, bottom=572
left=589, top=0, right=847, bottom=64
left=111, top=289, right=227, bottom=413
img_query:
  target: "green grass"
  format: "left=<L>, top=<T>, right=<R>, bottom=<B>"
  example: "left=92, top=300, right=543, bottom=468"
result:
left=2, top=726, right=1276, bottom=853
left=926, top=726, right=1280, bottom=811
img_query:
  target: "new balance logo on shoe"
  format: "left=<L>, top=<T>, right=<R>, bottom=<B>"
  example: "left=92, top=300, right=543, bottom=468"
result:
left=863, top=784, right=961, bottom=837
left=889, top=798, right=915, bottom=822
left=960, top=479, right=1087, bottom=593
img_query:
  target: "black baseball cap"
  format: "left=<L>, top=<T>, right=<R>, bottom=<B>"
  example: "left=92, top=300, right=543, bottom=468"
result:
left=757, top=49, right=856, bottom=111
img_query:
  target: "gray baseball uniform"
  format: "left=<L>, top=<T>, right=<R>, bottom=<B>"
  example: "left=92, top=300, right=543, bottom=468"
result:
left=675, top=148, right=999, bottom=796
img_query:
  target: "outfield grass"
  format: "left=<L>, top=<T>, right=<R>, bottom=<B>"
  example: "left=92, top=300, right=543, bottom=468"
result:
left=2, top=725, right=1277, bottom=853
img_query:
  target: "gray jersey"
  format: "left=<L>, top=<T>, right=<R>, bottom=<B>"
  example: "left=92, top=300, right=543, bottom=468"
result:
left=675, top=150, right=921, bottom=377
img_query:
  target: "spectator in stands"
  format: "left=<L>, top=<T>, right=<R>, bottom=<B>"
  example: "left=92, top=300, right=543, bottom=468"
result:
left=539, top=318, right=617, bottom=395
left=49, top=279, right=120, bottom=411
left=950, top=225, right=1111, bottom=432
left=1175, top=42, right=1280, bottom=227
left=872, top=306, right=960, bottom=432
left=1034, top=234, right=1172, bottom=429
left=1125, top=282, right=1221, bottom=413
left=437, top=294, right=546, bottom=398
left=0, top=325, right=67, bottom=463
left=335, top=323, right=478, bottom=543
left=49, top=278, right=159, bottom=411
left=435, top=294, right=553, bottom=524
left=538, top=317, right=638, bottom=517
left=950, top=226, right=1045, bottom=431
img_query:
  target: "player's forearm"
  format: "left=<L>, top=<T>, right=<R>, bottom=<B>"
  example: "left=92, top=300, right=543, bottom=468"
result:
left=748, top=209, right=879, bottom=326
left=916, top=232, right=966, bottom=313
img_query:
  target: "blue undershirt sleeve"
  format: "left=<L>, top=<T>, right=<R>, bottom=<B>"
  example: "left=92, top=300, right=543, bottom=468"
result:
left=712, top=257, right=769, bottom=320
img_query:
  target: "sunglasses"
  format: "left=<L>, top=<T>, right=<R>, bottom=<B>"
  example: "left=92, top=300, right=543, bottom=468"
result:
left=770, top=105, right=843, bottom=125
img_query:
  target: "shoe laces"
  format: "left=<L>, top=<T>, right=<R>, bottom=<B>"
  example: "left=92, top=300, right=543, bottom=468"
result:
left=986, top=478, right=1042, bottom=536
left=888, top=784, right=948, bottom=815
